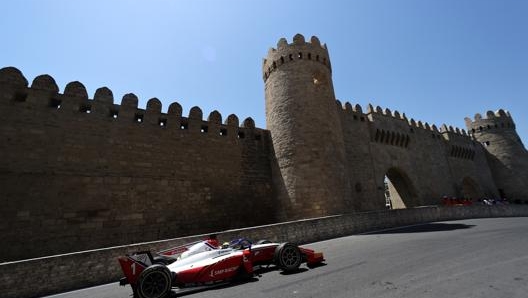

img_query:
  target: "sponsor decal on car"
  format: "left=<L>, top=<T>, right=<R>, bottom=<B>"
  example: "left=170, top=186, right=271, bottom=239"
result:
left=209, top=266, right=239, bottom=277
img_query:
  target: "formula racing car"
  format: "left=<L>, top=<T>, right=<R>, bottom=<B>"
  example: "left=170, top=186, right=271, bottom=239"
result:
left=118, top=237, right=325, bottom=298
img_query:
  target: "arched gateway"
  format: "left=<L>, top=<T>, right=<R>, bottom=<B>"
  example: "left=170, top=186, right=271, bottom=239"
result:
left=384, top=168, right=419, bottom=209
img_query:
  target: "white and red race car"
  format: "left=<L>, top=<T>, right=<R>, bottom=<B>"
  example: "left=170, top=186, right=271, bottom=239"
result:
left=118, top=237, right=325, bottom=298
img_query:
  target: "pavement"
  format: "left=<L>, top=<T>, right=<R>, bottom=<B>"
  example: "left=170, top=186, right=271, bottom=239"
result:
left=44, top=217, right=528, bottom=298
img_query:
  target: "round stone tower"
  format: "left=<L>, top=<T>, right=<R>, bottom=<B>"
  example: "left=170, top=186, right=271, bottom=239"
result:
left=263, top=34, right=348, bottom=219
left=465, top=109, right=528, bottom=201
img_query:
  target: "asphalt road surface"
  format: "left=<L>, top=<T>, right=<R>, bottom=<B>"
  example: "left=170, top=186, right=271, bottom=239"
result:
left=45, top=217, right=528, bottom=298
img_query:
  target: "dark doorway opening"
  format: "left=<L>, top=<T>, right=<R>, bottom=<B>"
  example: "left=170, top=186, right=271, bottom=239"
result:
left=384, top=168, right=418, bottom=209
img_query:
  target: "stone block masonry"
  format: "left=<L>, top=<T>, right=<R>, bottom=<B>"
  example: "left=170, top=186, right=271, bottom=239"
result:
left=263, top=34, right=528, bottom=217
left=0, top=67, right=277, bottom=261
left=2, top=33, right=528, bottom=262
left=1, top=205, right=527, bottom=298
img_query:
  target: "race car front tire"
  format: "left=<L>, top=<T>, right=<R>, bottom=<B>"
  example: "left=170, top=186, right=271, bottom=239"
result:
left=274, top=242, right=302, bottom=272
left=137, top=264, right=172, bottom=298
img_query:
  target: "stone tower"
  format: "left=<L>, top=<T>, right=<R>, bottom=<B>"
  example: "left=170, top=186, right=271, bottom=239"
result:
left=263, top=34, right=348, bottom=219
left=465, top=110, right=528, bottom=201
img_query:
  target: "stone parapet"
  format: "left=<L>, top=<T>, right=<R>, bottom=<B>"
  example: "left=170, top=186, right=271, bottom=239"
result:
left=2, top=205, right=527, bottom=298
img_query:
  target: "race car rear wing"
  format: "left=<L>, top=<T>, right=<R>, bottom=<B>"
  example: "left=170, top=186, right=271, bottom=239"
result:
left=118, top=251, right=154, bottom=286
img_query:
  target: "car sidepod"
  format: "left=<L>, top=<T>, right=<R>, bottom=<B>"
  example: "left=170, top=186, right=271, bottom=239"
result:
left=168, top=249, right=251, bottom=286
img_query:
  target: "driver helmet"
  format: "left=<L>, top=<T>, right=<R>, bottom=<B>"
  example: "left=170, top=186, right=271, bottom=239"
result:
left=229, top=238, right=252, bottom=250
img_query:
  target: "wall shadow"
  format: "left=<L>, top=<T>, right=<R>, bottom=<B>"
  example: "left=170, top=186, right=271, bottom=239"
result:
left=368, top=223, right=476, bottom=234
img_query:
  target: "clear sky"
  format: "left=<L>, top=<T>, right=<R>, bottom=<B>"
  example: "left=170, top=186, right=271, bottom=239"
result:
left=1, top=0, right=527, bottom=144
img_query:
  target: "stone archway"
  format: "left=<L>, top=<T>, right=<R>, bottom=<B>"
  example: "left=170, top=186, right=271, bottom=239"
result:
left=461, top=176, right=481, bottom=200
left=384, top=167, right=419, bottom=209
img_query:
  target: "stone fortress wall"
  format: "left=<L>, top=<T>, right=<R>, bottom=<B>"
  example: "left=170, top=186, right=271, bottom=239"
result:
left=0, top=67, right=277, bottom=261
left=2, top=34, right=527, bottom=261
left=465, top=111, right=528, bottom=200
left=262, top=34, right=527, bottom=221
left=337, top=102, right=499, bottom=211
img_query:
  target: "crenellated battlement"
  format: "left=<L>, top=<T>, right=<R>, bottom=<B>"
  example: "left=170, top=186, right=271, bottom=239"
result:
left=464, top=109, right=516, bottom=135
left=1, top=66, right=278, bottom=261
left=0, top=67, right=265, bottom=142
left=3, top=34, right=527, bottom=265
left=438, top=124, right=470, bottom=137
left=0, top=66, right=29, bottom=86
left=338, top=101, right=471, bottom=141
left=262, top=34, right=331, bottom=82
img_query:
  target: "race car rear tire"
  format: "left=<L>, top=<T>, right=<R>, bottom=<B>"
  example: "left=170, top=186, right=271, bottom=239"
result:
left=274, top=242, right=302, bottom=272
left=137, top=264, right=172, bottom=298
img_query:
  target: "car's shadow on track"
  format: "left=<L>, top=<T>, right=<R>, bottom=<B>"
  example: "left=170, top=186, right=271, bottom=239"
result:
left=169, top=277, right=259, bottom=297
left=169, top=267, right=267, bottom=297
left=280, top=263, right=327, bottom=275
left=169, top=264, right=326, bottom=296
left=280, top=267, right=308, bottom=275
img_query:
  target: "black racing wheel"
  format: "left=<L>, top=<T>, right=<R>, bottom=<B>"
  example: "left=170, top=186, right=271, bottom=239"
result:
left=274, top=242, right=302, bottom=272
left=137, top=264, right=172, bottom=298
